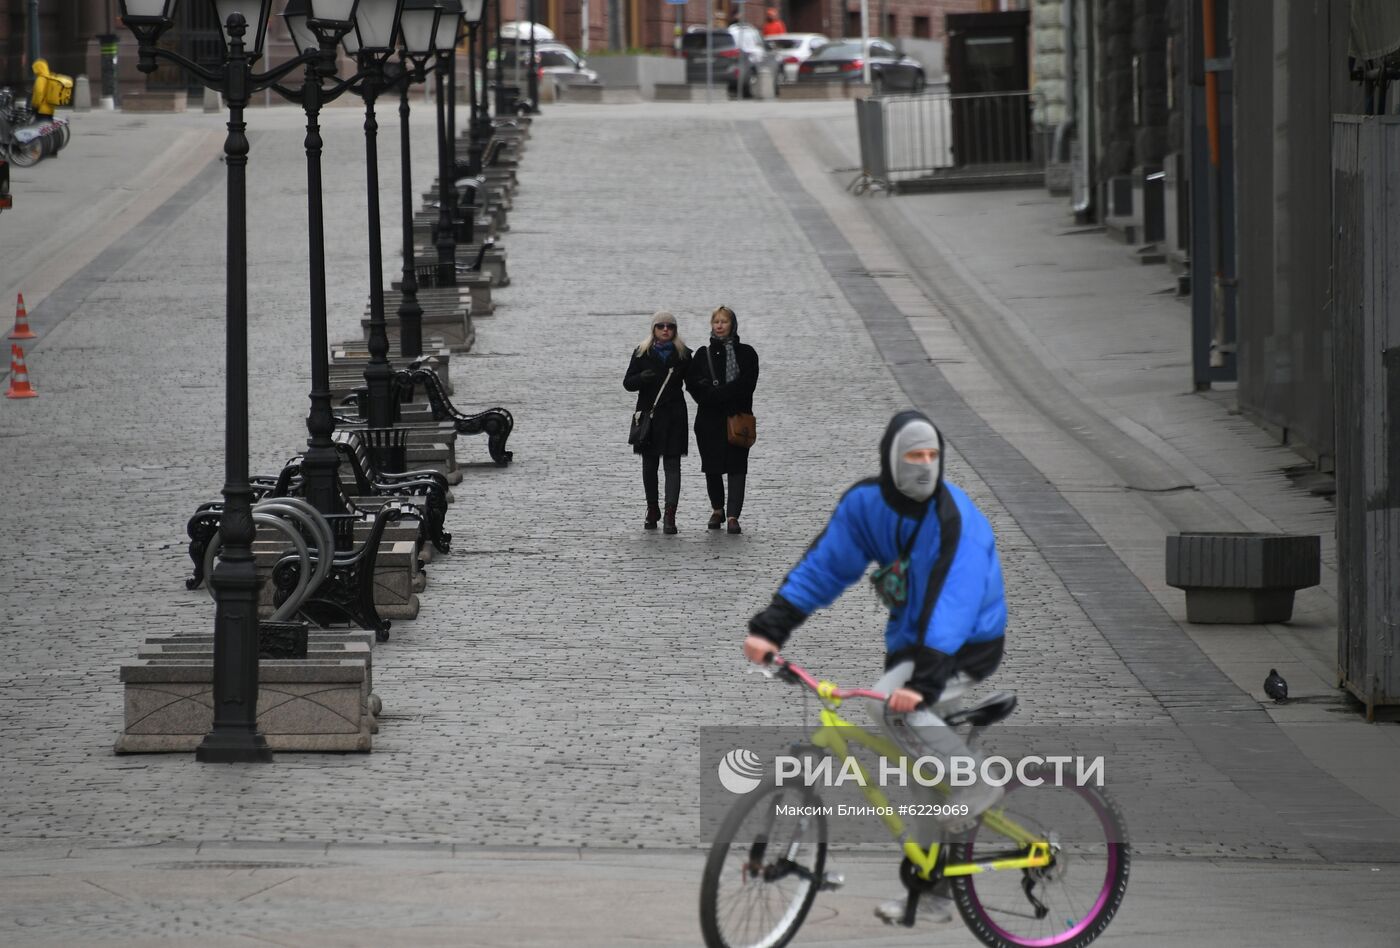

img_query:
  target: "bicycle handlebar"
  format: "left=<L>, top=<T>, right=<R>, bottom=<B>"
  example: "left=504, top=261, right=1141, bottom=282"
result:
left=763, top=654, right=889, bottom=702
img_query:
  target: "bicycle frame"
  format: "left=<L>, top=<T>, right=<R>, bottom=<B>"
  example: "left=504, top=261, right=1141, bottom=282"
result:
left=804, top=685, right=1052, bottom=882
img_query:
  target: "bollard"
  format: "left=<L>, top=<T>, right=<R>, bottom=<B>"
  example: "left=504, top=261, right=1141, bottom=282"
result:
left=73, top=75, right=92, bottom=111
left=203, top=86, right=221, bottom=113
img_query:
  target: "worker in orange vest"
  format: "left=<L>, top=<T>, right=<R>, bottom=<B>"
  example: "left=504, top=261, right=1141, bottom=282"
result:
left=761, top=7, right=787, bottom=35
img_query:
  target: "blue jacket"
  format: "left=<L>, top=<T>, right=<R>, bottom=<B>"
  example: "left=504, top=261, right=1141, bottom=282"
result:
left=778, top=479, right=1006, bottom=661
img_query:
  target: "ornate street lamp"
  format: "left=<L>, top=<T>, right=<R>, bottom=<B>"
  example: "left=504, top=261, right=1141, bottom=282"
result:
left=525, top=0, right=538, bottom=113
left=463, top=0, right=489, bottom=179
left=432, top=0, right=468, bottom=284
left=393, top=0, right=442, bottom=361
left=117, top=0, right=353, bottom=763
left=279, top=0, right=365, bottom=517
left=343, top=0, right=409, bottom=430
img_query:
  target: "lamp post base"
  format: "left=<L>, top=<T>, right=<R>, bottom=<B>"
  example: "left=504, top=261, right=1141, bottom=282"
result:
left=195, top=729, right=273, bottom=763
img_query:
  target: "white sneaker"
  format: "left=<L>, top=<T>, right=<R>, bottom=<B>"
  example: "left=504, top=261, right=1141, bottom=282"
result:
left=874, top=892, right=954, bottom=926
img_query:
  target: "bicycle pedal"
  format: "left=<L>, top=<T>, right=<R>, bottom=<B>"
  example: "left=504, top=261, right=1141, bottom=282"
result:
left=819, top=871, right=845, bottom=891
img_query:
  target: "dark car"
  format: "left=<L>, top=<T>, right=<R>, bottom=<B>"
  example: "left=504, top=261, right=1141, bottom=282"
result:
left=681, top=24, right=780, bottom=97
left=796, top=38, right=925, bottom=93
left=0, top=156, right=10, bottom=213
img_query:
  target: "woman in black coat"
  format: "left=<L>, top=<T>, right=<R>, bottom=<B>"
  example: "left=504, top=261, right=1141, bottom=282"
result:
left=686, top=305, right=759, bottom=534
left=623, top=311, right=691, bottom=533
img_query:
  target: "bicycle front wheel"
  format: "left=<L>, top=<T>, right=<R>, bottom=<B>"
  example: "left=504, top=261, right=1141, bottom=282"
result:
left=7, top=140, right=41, bottom=167
left=950, top=773, right=1129, bottom=948
left=699, top=781, right=828, bottom=948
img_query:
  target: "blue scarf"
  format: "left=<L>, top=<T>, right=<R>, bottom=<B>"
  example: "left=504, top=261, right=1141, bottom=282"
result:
left=652, top=341, right=676, bottom=364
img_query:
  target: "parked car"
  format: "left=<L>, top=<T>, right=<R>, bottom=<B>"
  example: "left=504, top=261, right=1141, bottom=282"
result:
left=681, top=24, right=781, bottom=97
left=764, top=32, right=829, bottom=82
left=0, top=156, right=10, bottom=213
left=498, top=20, right=554, bottom=41
left=491, top=41, right=601, bottom=91
left=796, top=38, right=925, bottom=93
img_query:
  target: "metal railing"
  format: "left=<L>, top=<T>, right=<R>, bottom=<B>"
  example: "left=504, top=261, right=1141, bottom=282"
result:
left=850, top=89, right=1048, bottom=194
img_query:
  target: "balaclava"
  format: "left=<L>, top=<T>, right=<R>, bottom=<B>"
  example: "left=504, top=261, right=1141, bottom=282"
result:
left=877, top=410, right=944, bottom=515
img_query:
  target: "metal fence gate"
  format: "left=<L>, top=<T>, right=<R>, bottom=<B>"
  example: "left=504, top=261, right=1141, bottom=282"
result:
left=850, top=89, right=1046, bottom=194
left=1332, top=114, right=1400, bottom=718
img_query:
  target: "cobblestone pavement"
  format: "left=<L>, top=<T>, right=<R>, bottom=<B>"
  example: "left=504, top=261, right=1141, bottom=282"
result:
left=1, top=99, right=1398, bottom=942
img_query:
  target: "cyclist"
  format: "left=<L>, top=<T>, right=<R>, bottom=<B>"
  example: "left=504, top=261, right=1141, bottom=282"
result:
left=743, top=409, right=1007, bottom=925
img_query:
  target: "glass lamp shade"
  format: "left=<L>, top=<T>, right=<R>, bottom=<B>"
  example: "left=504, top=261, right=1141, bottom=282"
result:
left=211, top=0, right=275, bottom=54
left=398, top=0, right=440, bottom=55
left=119, top=0, right=178, bottom=19
left=460, top=0, right=483, bottom=25
left=431, top=0, right=462, bottom=49
left=281, top=0, right=317, bottom=53
left=310, top=0, right=359, bottom=20
left=351, top=0, right=405, bottom=51
left=285, top=0, right=359, bottom=53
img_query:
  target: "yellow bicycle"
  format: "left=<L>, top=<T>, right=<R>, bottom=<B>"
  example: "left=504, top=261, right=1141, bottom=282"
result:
left=699, top=656, right=1130, bottom=948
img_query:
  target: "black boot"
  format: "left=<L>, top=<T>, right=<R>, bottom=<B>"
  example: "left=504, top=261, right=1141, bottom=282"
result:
left=663, top=506, right=678, bottom=535
left=645, top=505, right=661, bottom=530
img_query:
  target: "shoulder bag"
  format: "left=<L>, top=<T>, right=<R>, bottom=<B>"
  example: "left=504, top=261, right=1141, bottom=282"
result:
left=628, top=366, right=675, bottom=448
left=706, top=346, right=757, bottom=449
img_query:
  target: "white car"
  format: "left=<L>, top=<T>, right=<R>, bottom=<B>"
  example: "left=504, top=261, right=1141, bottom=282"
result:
left=499, top=20, right=555, bottom=41
left=764, top=32, right=830, bottom=82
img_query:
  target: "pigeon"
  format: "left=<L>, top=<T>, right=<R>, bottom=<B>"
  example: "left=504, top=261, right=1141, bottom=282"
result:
left=1264, top=669, right=1289, bottom=703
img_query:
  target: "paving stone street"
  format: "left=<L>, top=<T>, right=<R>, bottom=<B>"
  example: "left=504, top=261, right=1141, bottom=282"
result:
left=1, top=100, right=1399, bottom=945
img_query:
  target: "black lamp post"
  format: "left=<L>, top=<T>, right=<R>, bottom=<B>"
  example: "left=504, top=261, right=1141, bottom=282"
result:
left=393, top=0, right=442, bottom=360
left=117, top=0, right=349, bottom=763
left=343, top=0, right=408, bottom=430
left=279, top=0, right=364, bottom=517
left=432, top=0, right=469, bottom=284
left=525, top=0, right=538, bottom=113
left=466, top=0, right=491, bottom=177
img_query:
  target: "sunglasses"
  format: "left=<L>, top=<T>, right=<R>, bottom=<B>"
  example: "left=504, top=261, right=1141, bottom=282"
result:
left=655, top=323, right=677, bottom=330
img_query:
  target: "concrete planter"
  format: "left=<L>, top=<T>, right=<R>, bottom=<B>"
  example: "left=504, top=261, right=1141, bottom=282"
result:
left=1165, top=532, right=1321, bottom=623
left=116, top=659, right=373, bottom=753
left=588, top=56, right=683, bottom=100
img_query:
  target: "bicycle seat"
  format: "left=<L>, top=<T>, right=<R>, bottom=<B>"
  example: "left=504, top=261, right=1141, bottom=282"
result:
left=944, top=691, right=1017, bottom=728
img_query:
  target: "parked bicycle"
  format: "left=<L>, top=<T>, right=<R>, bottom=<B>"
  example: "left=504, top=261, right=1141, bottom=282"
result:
left=699, top=655, right=1130, bottom=948
left=0, top=87, right=69, bottom=166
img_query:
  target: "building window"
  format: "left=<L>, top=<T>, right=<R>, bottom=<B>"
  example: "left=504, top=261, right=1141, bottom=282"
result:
left=913, top=15, right=931, bottom=39
left=886, top=13, right=897, bottom=36
left=846, top=9, right=861, bottom=37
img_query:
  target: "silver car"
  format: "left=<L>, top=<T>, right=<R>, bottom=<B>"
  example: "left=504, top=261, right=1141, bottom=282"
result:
left=764, top=32, right=830, bottom=82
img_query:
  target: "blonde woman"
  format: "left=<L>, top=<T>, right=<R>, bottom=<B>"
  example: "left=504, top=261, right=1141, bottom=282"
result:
left=685, top=305, right=759, bottom=533
left=623, top=312, right=692, bottom=533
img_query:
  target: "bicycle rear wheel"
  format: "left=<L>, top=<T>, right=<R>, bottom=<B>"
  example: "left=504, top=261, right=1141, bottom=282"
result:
left=950, top=772, right=1129, bottom=948
left=699, top=781, right=828, bottom=948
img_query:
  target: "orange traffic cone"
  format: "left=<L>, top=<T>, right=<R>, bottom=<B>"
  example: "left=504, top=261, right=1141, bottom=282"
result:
left=9, top=293, right=35, bottom=340
left=6, top=343, right=38, bottom=398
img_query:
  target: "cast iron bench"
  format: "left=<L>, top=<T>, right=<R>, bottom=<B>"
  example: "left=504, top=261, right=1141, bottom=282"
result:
left=333, top=429, right=452, bottom=553
left=184, top=459, right=302, bottom=589
left=272, top=502, right=406, bottom=642
left=397, top=365, right=513, bottom=466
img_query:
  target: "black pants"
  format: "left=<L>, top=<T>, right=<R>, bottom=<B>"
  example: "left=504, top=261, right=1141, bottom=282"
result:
left=643, top=454, right=681, bottom=509
left=705, top=469, right=746, bottom=518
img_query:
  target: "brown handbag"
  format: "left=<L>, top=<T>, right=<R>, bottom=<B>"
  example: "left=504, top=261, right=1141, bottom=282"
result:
left=706, top=346, right=757, bottom=448
left=727, top=412, right=757, bottom=448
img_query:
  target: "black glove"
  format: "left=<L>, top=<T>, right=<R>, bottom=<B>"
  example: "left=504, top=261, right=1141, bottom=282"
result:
left=747, top=594, right=808, bottom=648
left=907, top=646, right=957, bottom=706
